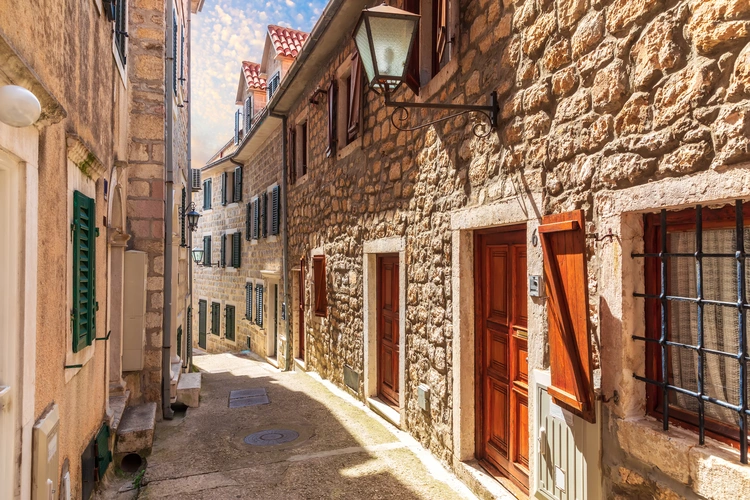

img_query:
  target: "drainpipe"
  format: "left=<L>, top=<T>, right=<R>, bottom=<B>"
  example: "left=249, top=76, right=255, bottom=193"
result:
left=270, top=112, right=291, bottom=371
left=162, top=0, right=176, bottom=420
left=186, top=5, right=193, bottom=371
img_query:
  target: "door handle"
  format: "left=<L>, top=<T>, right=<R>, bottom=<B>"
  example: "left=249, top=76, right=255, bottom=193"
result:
left=0, top=386, right=11, bottom=411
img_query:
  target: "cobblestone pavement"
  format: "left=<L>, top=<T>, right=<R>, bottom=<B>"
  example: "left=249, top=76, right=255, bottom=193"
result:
left=138, top=352, right=476, bottom=499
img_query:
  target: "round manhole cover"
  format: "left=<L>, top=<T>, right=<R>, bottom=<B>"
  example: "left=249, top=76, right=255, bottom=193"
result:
left=243, top=429, right=300, bottom=446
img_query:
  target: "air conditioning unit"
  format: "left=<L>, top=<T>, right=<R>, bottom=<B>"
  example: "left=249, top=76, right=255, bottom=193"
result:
left=534, top=370, right=602, bottom=500
left=190, top=168, right=201, bottom=192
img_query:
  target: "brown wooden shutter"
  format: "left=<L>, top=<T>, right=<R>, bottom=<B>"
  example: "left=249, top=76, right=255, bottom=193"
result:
left=326, top=80, right=337, bottom=158
left=288, top=127, right=296, bottom=185
left=347, top=52, right=362, bottom=141
left=404, top=0, right=420, bottom=94
left=540, top=209, right=596, bottom=423
left=313, top=255, right=327, bottom=317
left=433, top=0, right=448, bottom=75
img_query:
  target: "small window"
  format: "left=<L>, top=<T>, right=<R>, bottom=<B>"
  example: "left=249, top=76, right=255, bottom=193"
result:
left=404, top=0, right=454, bottom=92
left=255, top=283, right=265, bottom=327
left=336, top=53, right=364, bottom=147
left=203, top=179, right=212, bottom=209
left=267, top=72, right=281, bottom=99
left=210, top=302, right=220, bottom=335
left=114, top=0, right=128, bottom=67
left=225, top=305, right=235, bottom=341
left=72, top=191, right=97, bottom=352
left=313, top=255, right=327, bottom=317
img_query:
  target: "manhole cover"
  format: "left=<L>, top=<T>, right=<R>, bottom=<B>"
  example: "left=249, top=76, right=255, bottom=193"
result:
left=243, top=429, right=300, bottom=446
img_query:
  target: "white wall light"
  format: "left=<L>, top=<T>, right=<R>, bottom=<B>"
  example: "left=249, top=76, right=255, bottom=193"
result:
left=0, top=85, right=42, bottom=127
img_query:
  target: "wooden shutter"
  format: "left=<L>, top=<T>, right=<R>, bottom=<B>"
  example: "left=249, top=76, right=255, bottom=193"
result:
left=226, top=305, right=235, bottom=341
left=347, top=52, right=363, bottom=141
left=203, top=179, right=211, bottom=209
left=433, top=0, right=448, bottom=75
left=234, top=110, right=240, bottom=145
left=73, top=191, right=96, bottom=352
left=404, top=0, right=420, bottom=94
left=288, top=127, right=296, bottom=185
left=246, top=283, right=253, bottom=320
left=301, top=122, right=308, bottom=176
left=256, top=284, right=264, bottom=326
left=95, top=424, right=112, bottom=480
left=271, top=186, right=280, bottom=236
left=244, top=97, right=252, bottom=131
left=176, top=326, right=183, bottom=360
left=221, top=172, right=228, bottom=205
left=211, top=302, right=220, bottom=334
left=180, top=187, right=186, bottom=247
left=262, top=192, right=268, bottom=238
left=180, top=24, right=185, bottom=85
left=232, top=232, right=241, bottom=268
left=234, top=166, right=242, bottom=202
left=245, top=203, right=251, bottom=240
left=172, top=11, right=178, bottom=94
left=203, top=236, right=211, bottom=266
left=326, top=80, right=337, bottom=157
left=253, top=198, right=260, bottom=239
left=220, top=233, right=226, bottom=268
left=313, top=255, right=327, bottom=317
left=199, top=300, right=207, bottom=334
left=540, top=209, right=595, bottom=423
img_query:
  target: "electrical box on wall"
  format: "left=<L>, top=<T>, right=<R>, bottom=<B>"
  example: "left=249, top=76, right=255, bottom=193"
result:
left=529, top=275, right=543, bottom=297
left=417, top=384, right=430, bottom=412
left=32, top=404, right=59, bottom=500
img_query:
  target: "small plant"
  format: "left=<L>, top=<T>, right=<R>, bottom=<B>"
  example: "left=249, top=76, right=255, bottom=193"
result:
left=133, top=469, right=146, bottom=490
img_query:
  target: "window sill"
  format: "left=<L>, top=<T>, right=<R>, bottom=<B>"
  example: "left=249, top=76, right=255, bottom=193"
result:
left=64, top=342, right=96, bottom=383
left=227, top=202, right=239, bottom=208
left=416, top=57, right=459, bottom=104
left=201, top=209, right=213, bottom=215
left=225, top=268, right=238, bottom=273
left=267, top=235, right=278, bottom=243
left=295, top=173, right=309, bottom=186
left=337, top=137, right=362, bottom=160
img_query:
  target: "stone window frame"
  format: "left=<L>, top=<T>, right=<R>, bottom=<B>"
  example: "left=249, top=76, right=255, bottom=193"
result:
left=309, top=246, right=326, bottom=324
left=597, top=170, right=750, bottom=497
left=335, top=55, right=363, bottom=159
left=294, top=108, right=310, bottom=184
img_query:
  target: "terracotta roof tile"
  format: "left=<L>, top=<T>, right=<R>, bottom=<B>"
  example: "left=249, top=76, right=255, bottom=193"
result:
left=242, top=61, right=266, bottom=90
left=267, top=25, right=309, bottom=58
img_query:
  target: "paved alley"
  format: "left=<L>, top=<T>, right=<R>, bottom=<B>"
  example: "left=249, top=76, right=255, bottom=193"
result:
left=139, top=352, right=476, bottom=500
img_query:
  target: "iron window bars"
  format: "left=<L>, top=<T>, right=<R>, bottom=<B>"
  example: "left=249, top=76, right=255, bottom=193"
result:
left=632, top=200, right=749, bottom=463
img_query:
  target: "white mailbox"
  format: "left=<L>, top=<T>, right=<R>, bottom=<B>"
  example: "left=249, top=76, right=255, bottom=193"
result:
left=32, top=404, right=59, bottom=500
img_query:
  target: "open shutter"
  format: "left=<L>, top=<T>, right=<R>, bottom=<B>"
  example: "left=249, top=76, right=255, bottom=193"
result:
left=253, top=199, right=260, bottom=239
left=203, top=236, right=211, bottom=266
left=226, top=306, right=235, bottom=341
left=246, top=203, right=251, bottom=240
left=172, top=11, right=178, bottom=94
left=234, top=110, right=240, bottom=145
left=180, top=24, right=185, bottom=85
left=234, top=166, right=242, bottom=202
left=288, top=127, right=296, bottom=185
left=325, top=80, right=337, bottom=158
left=244, top=97, right=252, bottom=131
left=256, top=284, right=264, bottom=327
left=220, top=233, right=226, bottom=268
left=404, top=0, right=421, bottom=94
left=262, top=192, right=268, bottom=238
left=433, top=0, right=448, bottom=74
left=95, top=424, right=112, bottom=480
left=73, top=191, right=96, bottom=352
left=271, top=186, right=280, bottom=236
left=347, top=52, right=363, bottom=141
left=540, top=209, right=596, bottom=423
left=221, top=172, right=228, bottom=205
left=313, top=255, right=327, bottom=317
left=180, top=187, right=186, bottom=247
left=246, top=283, right=253, bottom=320
left=232, top=232, right=241, bottom=268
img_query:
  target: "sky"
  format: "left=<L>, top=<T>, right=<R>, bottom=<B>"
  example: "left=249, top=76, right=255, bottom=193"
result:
left=191, top=0, right=328, bottom=166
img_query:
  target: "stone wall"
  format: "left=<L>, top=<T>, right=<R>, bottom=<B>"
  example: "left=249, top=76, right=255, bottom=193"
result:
left=283, top=0, right=750, bottom=497
left=193, top=123, right=286, bottom=362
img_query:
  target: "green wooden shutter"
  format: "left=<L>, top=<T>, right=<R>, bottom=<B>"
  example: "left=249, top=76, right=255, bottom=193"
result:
left=220, top=234, right=226, bottom=268
left=95, top=424, right=112, bottom=480
left=232, top=232, right=241, bottom=268
left=256, top=284, right=264, bottom=327
left=221, top=172, right=228, bottom=205
left=226, top=305, right=235, bottom=341
left=199, top=300, right=207, bottom=335
left=262, top=192, right=268, bottom=238
left=271, top=186, right=280, bottom=235
left=203, top=236, right=211, bottom=266
left=73, top=191, right=96, bottom=353
left=246, top=203, right=251, bottom=240
left=253, top=199, right=260, bottom=239
left=234, top=166, right=242, bottom=202
left=211, top=302, right=220, bottom=335
left=180, top=187, right=186, bottom=247
left=203, top=180, right=211, bottom=209
left=245, top=283, right=253, bottom=320
left=172, top=10, right=178, bottom=94
left=186, top=306, right=192, bottom=364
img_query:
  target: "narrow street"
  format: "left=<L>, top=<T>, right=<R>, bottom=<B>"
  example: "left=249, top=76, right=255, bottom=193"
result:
left=138, top=352, right=475, bottom=499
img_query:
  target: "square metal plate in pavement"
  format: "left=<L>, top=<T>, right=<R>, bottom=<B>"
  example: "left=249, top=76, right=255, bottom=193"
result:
left=229, top=388, right=267, bottom=399
left=228, top=394, right=270, bottom=408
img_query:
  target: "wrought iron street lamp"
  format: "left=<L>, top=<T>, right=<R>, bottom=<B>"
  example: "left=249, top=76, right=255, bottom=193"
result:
left=191, top=247, right=204, bottom=265
left=353, top=4, right=498, bottom=137
left=180, top=202, right=201, bottom=233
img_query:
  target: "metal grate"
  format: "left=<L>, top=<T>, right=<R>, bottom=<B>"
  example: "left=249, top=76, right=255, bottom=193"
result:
left=632, top=201, right=749, bottom=463
left=244, top=429, right=299, bottom=446
left=229, top=388, right=269, bottom=408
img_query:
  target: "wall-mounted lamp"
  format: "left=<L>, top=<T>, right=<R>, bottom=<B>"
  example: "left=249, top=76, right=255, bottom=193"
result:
left=309, top=87, right=326, bottom=105
left=180, top=202, right=201, bottom=232
left=0, top=85, right=42, bottom=128
left=191, top=247, right=205, bottom=265
left=353, top=4, right=498, bottom=137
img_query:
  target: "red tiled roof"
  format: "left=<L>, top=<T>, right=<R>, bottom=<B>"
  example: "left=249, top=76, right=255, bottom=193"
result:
left=242, top=61, right=266, bottom=90
left=268, top=25, right=309, bottom=58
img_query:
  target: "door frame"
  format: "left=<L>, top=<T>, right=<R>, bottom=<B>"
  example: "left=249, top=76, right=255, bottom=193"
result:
left=363, top=237, right=406, bottom=427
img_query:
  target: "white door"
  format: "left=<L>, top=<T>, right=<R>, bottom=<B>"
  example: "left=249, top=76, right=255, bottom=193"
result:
left=0, top=150, right=21, bottom=499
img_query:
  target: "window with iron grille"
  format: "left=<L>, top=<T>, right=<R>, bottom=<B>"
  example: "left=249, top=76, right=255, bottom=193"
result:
left=225, top=305, right=235, bottom=341
left=114, top=0, right=128, bottom=67
left=245, top=282, right=253, bottom=321
left=211, top=302, right=220, bottom=335
left=633, top=201, right=750, bottom=463
left=267, top=72, right=280, bottom=99
left=256, top=283, right=264, bottom=327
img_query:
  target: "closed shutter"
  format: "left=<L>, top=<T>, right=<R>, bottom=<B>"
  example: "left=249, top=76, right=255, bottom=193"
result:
left=211, top=302, right=220, bottom=335
left=271, top=186, right=280, bottom=236
left=232, top=232, right=241, bottom=268
left=347, top=52, right=363, bottom=141
left=172, top=11, right=178, bottom=94
left=221, top=172, right=228, bottom=205
left=203, top=235, right=211, bottom=266
left=220, top=233, right=227, bottom=268
left=244, top=97, right=252, bottom=131
left=180, top=187, right=186, bottom=247
left=95, top=424, right=112, bottom=481
left=203, top=179, right=212, bottom=209
left=289, top=127, right=296, bottom=184
left=245, top=283, right=253, bottom=320
left=262, top=192, right=268, bottom=238
left=313, top=255, right=327, bottom=317
left=246, top=203, right=252, bottom=240
left=198, top=300, right=207, bottom=335
left=540, top=209, right=596, bottom=423
left=256, top=284, right=264, bottom=327
left=225, top=305, right=235, bottom=341
left=253, top=198, right=260, bottom=239
left=73, top=191, right=96, bottom=352
left=404, top=0, right=420, bottom=94
left=186, top=306, right=192, bottom=364
left=180, top=24, right=185, bottom=85
left=176, top=326, right=182, bottom=361
left=234, top=166, right=242, bottom=202
left=326, top=80, right=337, bottom=157
left=234, top=110, right=240, bottom=145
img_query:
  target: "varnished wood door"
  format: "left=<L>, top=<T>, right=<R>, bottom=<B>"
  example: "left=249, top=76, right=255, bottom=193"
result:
left=475, top=227, right=529, bottom=494
left=377, top=255, right=400, bottom=407
left=299, top=257, right=305, bottom=360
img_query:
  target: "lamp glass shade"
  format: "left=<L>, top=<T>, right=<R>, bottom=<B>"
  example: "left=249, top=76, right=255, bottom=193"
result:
left=353, top=6, right=419, bottom=92
left=191, top=247, right=204, bottom=265
left=0, top=85, right=42, bottom=128
left=186, top=209, right=201, bottom=232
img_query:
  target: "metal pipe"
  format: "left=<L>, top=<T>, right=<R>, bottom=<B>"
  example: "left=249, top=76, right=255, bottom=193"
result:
left=186, top=4, right=194, bottom=370
left=162, top=0, right=176, bottom=420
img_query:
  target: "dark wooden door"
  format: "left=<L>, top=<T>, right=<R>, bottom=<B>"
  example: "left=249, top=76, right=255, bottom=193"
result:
left=198, top=300, right=207, bottom=349
left=475, top=227, right=529, bottom=494
left=377, top=255, right=400, bottom=407
left=299, top=258, right=305, bottom=360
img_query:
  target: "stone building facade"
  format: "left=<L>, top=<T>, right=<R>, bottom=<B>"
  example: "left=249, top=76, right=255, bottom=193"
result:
left=264, top=0, right=750, bottom=498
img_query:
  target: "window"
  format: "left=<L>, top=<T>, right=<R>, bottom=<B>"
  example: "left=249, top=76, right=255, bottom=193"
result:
left=114, top=0, right=128, bottom=67
left=288, top=126, right=296, bottom=184
left=220, top=233, right=227, bottom=268
left=180, top=187, right=186, bottom=247
left=231, top=232, right=241, bottom=268
left=233, top=166, right=242, bottom=203
left=267, top=72, right=280, bottom=99
left=202, top=235, right=211, bottom=266
left=211, top=302, right=220, bottom=335
left=326, top=80, right=337, bottom=157
left=294, top=121, right=308, bottom=180
left=203, top=179, right=212, bottom=209
left=225, top=305, right=236, bottom=341
left=404, top=0, right=454, bottom=92
left=270, top=186, right=280, bottom=236
left=255, top=283, right=264, bottom=327
left=245, top=282, right=253, bottom=321
left=337, top=52, right=364, bottom=147
left=72, top=191, right=97, bottom=352
left=252, top=197, right=260, bottom=240
left=244, top=96, right=253, bottom=132
left=634, top=201, right=750, bottom=458
left=313, top=255, right=327, bottom=317
left=221, top=168, right=242, bottom=205
left=172, top=10, right=178, bottom=95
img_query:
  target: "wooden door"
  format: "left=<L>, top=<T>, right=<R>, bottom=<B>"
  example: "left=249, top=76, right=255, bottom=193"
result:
left=198, top=300, right=207, bottom=349
left=299, top=258, right=305, bottom=360
left=377, top=255, right=400, bottom=407
left=475, top=227, right=529, bottom=494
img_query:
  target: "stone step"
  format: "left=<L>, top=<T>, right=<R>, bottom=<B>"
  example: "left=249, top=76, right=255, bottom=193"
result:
left=115, top=402, right=157, bottom=456
left=108, top=390, right=130, bottom=433
left=169, top=361, right=181, bottom=403
left=176, top=372, right=201, bottom=408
